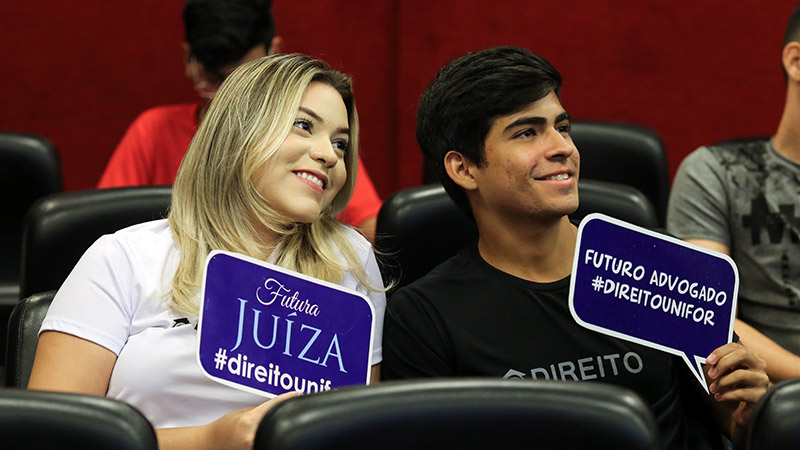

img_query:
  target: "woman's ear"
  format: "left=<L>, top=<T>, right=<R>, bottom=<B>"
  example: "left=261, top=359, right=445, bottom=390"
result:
left=443, top=150, right=478, bottom=191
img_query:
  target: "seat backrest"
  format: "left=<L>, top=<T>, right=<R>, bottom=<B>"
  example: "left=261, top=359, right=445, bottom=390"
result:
left=574, top=179, right=659, bottom=229
left=571, top=120, right=669, bottom=225
left=255, top=379, right=659, bottom=450
left=0, top=389, right=157, bottom=450
left=0, top=132, right=62, bottom=301
left=375, top=180, right=658, bottom=292
left=5, top=291, right=55, bottom=388
left=745, top=378, right=800, bottom=450
left=19, top=186, right=172, bottom=299
left=375, top=184, right=477, bottom=291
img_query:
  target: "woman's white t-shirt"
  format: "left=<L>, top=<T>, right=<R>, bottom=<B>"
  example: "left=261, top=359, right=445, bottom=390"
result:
left=40, top=219, right=385, bottom=429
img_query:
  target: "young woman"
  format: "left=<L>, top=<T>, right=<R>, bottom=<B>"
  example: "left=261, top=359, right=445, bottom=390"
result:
left=28, top=54, right=386, bottom=450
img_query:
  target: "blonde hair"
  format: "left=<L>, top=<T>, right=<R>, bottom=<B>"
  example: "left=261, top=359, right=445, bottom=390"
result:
left=168, top=54, right=375, bottom=315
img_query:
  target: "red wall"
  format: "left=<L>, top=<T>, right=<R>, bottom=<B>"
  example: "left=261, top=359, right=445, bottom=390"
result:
left=1, top=1, right=796, bottom=197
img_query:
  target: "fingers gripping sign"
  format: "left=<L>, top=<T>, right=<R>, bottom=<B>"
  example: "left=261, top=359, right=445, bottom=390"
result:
left=706, top=343, right=770, bottom=426
left=569, top=214, right=739, bottom=393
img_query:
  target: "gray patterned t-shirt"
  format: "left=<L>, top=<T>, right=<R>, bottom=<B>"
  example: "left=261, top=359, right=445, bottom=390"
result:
left=667, top=139, right=800, bottom=353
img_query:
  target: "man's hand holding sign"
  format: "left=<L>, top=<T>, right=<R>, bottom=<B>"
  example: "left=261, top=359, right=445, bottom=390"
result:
left=198, top=251, right=376, bottom=398
left=569, top=214, right=769, bottom=438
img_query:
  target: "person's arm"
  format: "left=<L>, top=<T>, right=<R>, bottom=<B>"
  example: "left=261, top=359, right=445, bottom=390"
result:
left=684, top=238, right=800, bottom=381
left=29, top=331, right=296, bottom=450
left=153, top=396, right=296, bottom=450
left=703, top=341, right=771, bottom=446
left=683, top=238, right=729, bottom=255
left=28, top=331, right=117, bottom=395
left=370, top=364, right=381, bottom=383
left=735, top=320, right=800, bottom=382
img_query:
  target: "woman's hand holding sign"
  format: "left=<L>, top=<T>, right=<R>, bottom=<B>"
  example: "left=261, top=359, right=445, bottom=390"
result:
left=705, top=342, right=770, bottom=440
left=204, top=392, right=299, bottom=450
left=157, top=391, right=299, bottom=450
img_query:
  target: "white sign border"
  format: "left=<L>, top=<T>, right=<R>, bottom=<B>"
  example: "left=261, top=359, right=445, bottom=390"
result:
left=196, top=249, right=377, bottom=398
left=568, top=213, right=739, bottom=393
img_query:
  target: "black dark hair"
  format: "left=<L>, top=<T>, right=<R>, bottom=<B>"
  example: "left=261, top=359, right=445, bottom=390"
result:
left=785, top=3, right=800, bottom=47
left=183, top=0, right=275, bottom=74
left=415, top=46, right=562, bottom=215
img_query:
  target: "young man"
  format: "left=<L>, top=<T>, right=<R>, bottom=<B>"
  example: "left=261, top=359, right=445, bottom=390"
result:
left=667, top=3, right=800, bottom=379
left=382, top=46, right=769, bottom=449
left=98, top=0, right=381, bottom=241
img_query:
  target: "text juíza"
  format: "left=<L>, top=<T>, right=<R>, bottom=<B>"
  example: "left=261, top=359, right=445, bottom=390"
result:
left=230, top=298, right=347, bottom=373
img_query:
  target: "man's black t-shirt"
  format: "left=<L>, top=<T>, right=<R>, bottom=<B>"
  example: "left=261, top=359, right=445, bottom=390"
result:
left=383, top=245, right=691, bottom=449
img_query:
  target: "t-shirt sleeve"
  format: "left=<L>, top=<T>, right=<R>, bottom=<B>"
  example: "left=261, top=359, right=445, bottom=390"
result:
left=363, top=246, right=386, bottom=365
left=97, top=112, right=155, bottom=188
left=39, top=235, right=137, bottom=355
left=381, top=287, right=455, bottom=379
left=337, top=157, right=382, bottom=227
left=666, top=147, right=731, bottom=247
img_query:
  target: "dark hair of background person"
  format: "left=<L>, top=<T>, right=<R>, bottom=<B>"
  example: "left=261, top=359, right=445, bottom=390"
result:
left=183, top=0, right=276, bottom=74
left=783, top=2, right=800, bottom=45
left=415, top=46, right=562, bottom=215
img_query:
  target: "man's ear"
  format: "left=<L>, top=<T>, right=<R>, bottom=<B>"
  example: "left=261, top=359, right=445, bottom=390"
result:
left=783, top=42, right=800, bottom=83
left=444, top=150, right=479, bottom=191
left=269, top=36, right=283, bottom=55
left=182, top=42, right=193, bottom=78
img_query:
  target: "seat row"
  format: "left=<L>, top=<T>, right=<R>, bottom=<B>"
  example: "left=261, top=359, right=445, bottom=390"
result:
left=1, top=376, right=798, bottom=449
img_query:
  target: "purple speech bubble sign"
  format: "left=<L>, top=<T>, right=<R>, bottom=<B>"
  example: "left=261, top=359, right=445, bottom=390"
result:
left=197, top=250, right=375, bottom=398
left=569, top=214, right=738, bottom=393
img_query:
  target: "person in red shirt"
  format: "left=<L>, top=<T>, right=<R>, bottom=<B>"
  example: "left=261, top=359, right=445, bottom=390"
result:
left=99, top=0, right=381, bottom=241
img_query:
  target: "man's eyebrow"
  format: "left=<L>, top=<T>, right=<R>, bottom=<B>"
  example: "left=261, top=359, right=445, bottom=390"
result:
left=298, top=106, right=350, bottom=135
left=502, top=111, right=570, bottom=134
left=503, top=116, right=546, bottom=133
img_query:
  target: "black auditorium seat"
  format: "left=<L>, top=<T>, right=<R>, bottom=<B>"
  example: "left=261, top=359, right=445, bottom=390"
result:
left=0, top=132, right=62, bottom=363
left=0, top=388, right=157, bottom=450
left=0, top=132, right=62, bottom=302
left=570, top=120, right=669, bottom=226
left=745, top=378, right=800, bottom=450
left=375, top=180, right=658, bottom=292
left=255, top=378, right=659, bottom=450
left=19, top=186, right=172, bottom=298
left=5, top=291, right=55, bottom=388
